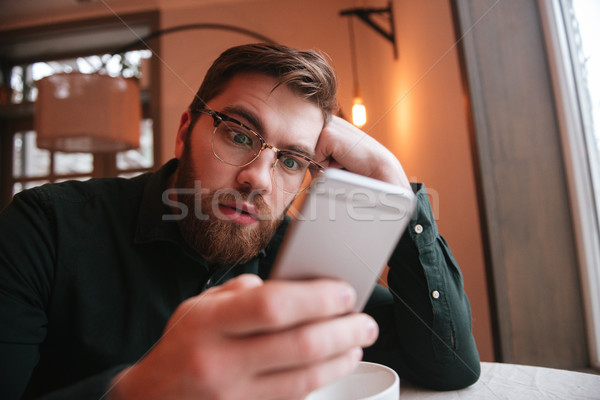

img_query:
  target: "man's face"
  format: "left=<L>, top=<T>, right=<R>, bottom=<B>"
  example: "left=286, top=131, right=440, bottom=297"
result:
left=172, top=73, right=324, bottom=265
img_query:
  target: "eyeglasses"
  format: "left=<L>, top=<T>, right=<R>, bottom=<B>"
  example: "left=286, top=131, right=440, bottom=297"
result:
left=193, top=109, right=324, bottom=194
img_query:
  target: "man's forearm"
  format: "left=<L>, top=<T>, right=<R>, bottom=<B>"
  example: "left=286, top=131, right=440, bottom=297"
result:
left=372, top=183, right=480, bottom=389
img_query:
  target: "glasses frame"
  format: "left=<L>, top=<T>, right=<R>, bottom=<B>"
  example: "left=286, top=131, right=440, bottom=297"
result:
left=193, top=108, right=325, bottom=194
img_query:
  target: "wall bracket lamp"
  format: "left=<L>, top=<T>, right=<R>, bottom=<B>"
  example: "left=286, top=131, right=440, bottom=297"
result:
left=340, top=1, right=397, bottom=59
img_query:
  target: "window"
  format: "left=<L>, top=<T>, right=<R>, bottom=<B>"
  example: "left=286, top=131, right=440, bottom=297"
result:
left=0, top=13, right=159, bottom=208
left=540, top=0, right=600, bottom=369
left=8, top=50, right=153, bottom=197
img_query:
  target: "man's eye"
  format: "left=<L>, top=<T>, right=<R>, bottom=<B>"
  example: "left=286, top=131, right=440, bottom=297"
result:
left=279, top=155, right=305, bottom=172
left=223, top=125, right=254, bottom=148
left=232, top=132, right=252, bottom=145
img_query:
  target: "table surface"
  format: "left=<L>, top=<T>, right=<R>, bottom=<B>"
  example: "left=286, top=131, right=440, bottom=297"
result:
left=400, top=362, right=600, bottom=399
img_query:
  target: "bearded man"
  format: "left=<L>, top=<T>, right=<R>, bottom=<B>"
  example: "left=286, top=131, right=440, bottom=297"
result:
left=0, top=43, right=480, bottom=400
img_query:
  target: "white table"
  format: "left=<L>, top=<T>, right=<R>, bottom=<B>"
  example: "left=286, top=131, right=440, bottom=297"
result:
left=400, top=362, right=600, bottom=399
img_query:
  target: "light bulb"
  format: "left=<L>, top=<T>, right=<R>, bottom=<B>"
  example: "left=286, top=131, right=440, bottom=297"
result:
left=352, top=97, right=367, bottom=128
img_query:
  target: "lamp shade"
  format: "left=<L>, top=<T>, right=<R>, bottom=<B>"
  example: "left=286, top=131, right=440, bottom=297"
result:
left=34, top=73, right=141, bottom=153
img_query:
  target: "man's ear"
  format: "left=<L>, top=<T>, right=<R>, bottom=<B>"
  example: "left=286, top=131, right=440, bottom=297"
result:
left=175, top=110, right=193, bottom=159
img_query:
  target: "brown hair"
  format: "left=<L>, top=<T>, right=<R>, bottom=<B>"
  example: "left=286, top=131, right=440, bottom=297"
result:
left=189, top=43, right=338, bottom=124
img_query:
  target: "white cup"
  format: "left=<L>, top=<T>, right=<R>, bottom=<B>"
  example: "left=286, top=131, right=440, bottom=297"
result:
left=305, top=361, right=400, bottom=400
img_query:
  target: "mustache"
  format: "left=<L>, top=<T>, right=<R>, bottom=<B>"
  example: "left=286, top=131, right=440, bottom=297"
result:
left=208, top=188, right=273, bottom=220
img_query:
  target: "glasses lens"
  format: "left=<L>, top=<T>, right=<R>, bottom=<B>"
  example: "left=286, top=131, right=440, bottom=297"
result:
left=272, top=154, right=320, bottom=194
left=212, top=120, right=261, bottom=166
left=209, top=113, right=322, bottom=194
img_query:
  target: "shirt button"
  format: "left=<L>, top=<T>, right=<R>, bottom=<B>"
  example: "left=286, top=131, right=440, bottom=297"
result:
left=432, top=290, right=440, bottom=299
left=414, top=224, right=423, bottom=234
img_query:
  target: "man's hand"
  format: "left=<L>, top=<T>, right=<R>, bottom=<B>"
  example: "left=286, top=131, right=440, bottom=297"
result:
left=315, top=115, right=410, bottom=189
left=108, top=274, right=378, bottom=400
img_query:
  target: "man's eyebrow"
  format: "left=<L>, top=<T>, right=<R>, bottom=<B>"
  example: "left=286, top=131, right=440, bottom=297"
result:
left=284, top=144, right=316, bottom=159
left=222, top=105, right=264, bottom=135
left=221, top=105, right=316, bottom=159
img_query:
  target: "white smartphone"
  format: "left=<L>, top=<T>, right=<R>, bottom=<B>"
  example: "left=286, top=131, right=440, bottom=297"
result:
left=270, top=168, right=416, bottom=312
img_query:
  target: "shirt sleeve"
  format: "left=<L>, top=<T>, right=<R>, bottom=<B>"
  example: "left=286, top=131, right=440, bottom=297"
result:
left=0, top=189, right=53, bottom=399
left=362, top=182, right=480, bottom=390
left=0, top=188, right=127, bottom=400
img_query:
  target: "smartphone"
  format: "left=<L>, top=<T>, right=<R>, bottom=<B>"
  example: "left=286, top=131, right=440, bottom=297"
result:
left=270, top=168, right=416, bottom=312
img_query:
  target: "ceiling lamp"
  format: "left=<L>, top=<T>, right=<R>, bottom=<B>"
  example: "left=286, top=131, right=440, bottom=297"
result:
left=347, top=16, right=367, bottom=128
left=352, top=93, right=367, bottom=128
left=35, top=73, right=141, bottom=153
left=340, top=1, right=397, bottom=128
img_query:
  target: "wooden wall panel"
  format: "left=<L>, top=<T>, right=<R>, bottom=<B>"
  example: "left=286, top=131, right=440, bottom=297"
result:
left=452, top=0, right=588, bottom=368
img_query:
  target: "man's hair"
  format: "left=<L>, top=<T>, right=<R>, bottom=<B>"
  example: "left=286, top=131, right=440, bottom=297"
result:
left=189, top=43, right=338, bottom=124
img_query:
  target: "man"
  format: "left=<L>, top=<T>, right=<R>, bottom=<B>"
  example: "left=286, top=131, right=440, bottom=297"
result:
left=0, top=43, right=479, bottom=399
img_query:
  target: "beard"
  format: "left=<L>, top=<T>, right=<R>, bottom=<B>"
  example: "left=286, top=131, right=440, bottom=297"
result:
left=173, top=151, right=284, bottom=266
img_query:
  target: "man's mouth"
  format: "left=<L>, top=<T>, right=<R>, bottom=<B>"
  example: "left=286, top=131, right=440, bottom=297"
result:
left=217, top=203, right=259, bottom=225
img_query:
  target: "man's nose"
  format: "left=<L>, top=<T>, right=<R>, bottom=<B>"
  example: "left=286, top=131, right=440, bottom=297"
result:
left=236, top=150, right=274, bottom=194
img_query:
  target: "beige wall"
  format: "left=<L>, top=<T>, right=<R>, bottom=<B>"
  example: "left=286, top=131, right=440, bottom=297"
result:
left=2, top=0, right=494, bottom=361
left=160, top=0, right=494, bottom=362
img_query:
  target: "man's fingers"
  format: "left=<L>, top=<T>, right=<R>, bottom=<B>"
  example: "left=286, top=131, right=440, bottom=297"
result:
left=208, top=273, right=264, bottom=293
left=316, top=115, right=410, bottom=188
left=214, top=279, right=357, bottom=335
left=250, top=346, right=364, bottom=399
left=238, top=312, right=378, bottom=373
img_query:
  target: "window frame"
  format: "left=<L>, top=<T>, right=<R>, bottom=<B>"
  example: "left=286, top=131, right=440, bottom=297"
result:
left=452, top=0, right=589, bottom=368
left=539, top=0, right=600, bottom=369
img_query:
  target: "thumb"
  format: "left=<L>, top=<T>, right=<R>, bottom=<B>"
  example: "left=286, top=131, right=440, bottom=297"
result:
left=209, top=274, right=264, bottom=294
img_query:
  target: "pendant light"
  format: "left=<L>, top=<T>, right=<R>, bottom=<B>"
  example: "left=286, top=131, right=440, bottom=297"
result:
left=348, top=16, right=367, bottom=128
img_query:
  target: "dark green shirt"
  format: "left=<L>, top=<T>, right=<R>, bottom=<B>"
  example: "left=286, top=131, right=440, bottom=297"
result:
left=0, top=159, right=480, bottom=399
